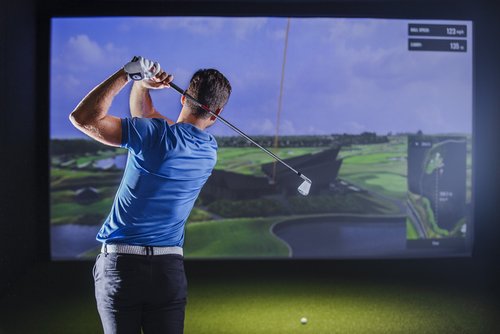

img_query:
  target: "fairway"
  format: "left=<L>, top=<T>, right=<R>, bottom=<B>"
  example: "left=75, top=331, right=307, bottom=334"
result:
left=215, top=147, right=323, bottom=176
left=338, top=138, right=407, bottom=200
left=185, top=218, right=289, bottom=258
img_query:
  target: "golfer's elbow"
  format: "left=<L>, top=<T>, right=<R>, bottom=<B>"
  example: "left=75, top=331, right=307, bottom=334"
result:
left=69, top=111, right=78, bottom=127
left=69, top=109, right=85, bottom=129
left=69, top=107, right=97, bottom=130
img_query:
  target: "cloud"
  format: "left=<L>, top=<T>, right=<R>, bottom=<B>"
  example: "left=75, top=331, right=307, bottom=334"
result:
left=279, top=119, right=296, bottom=135
left=230, top=67, right=278, bottom=91
left=132, top=17, right=268, bottom=40
left=232, top=18, right=268, bottom=40
left=54, top=34, right=128, bottom=73
left=243, top=117, right=296, bottom=135
left=52, top=73, right=81, bottom=94
left=168, top=66, right=193, bottom=87
left=249, top=118, right=275, bottom=134
left=133, top=17, right=225, bottom=36
left=269, top=27, right=286, bottom=40
left=304, top=125, right=321, bottom=135
left=325, top=18, right=385, bottom=42
left=50, top=17, right=472, bottom=138
left=67, top=35, right=103, bottom=64
left=280, top=18, right=472, bottom=134
left=50, top=34, right=130, bottom=116
left=343, top=121, right=367, bottom=134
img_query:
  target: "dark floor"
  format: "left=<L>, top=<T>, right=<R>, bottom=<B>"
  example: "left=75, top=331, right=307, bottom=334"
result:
left=1, top=258, right=499, bottom=333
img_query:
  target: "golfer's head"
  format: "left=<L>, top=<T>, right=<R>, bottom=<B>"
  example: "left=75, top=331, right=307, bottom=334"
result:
left=185, top=69, right=232, bottom=120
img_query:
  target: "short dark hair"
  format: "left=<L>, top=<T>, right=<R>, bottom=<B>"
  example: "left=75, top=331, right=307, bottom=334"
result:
left=185, top=69, right=232, bottom=119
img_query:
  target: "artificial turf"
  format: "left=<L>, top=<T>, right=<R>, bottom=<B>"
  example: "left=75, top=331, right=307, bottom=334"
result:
left=1, top=262, right=499, bottom=334
left=186, top=277, right=499, bottom=334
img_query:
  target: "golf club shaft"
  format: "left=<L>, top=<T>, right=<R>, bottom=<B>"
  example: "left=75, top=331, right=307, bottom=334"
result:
left=169, top=82, right=308, bottom=180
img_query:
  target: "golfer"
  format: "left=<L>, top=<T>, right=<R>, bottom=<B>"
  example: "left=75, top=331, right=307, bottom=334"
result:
left=70, top=56, right=231, bottom=334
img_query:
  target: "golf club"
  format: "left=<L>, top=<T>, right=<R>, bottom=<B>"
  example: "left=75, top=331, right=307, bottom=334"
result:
left=168, top=82, right=312, bottom=196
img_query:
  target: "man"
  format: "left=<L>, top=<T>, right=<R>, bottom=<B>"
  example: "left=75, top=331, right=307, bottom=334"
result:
left=70, top=56, right=231, bottom=334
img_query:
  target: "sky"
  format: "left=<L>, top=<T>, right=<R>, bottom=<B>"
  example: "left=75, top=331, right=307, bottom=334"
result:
left=50, top=17, right=473, bottom=138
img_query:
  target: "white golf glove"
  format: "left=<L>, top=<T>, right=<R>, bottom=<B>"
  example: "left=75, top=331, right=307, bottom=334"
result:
left=123, top=56, right=161, bottom=81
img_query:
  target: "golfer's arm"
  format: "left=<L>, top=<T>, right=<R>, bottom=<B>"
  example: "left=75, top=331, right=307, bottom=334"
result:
left=69, top=69, right=127, bottom=147
left=130, top=82, right=174, bottom=125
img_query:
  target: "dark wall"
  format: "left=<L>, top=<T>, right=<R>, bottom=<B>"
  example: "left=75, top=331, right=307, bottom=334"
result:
left=472, top=0, right=500, bottom=268
left=0, top=0, right=38, bottom=296
left=1, top=0, right=499, bottom=296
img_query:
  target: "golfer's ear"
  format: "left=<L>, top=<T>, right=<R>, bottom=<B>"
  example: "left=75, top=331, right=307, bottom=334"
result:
left=180, top=95, right=186, bottom=105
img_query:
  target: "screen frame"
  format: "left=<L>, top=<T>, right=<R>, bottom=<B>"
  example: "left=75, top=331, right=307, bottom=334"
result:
left=38, top=0, right=480, bottom=263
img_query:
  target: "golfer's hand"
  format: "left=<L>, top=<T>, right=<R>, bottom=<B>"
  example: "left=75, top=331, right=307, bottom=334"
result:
left=141, top=70, right=174, bottom=90
left=123, top=56, right=161, bottom=81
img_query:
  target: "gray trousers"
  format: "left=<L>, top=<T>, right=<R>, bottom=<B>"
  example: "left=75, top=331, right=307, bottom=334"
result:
left=93, top=252, right=187, bottom=334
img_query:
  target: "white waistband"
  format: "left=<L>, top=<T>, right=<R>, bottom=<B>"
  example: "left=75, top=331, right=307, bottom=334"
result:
left=101, top=244, right=183, bottom=256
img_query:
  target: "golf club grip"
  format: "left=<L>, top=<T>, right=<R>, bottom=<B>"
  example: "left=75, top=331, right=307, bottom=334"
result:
left=168, top=82, right=185, bottom=96
left=167, top=81, right=304, bottom=177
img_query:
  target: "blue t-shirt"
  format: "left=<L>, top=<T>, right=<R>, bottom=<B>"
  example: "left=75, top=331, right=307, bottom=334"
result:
left=96, top=118, right=217, bottom=247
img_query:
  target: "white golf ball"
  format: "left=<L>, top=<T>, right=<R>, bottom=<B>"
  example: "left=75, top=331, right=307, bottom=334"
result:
left=300, top=317, right=308, bottom=325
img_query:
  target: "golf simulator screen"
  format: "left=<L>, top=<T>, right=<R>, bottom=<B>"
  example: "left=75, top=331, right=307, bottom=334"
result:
left=49, top=17, right=473, bottom=260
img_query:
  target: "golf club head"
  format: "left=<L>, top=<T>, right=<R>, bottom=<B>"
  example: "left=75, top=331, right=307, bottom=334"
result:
left=298, top=175, right=312, bottom=196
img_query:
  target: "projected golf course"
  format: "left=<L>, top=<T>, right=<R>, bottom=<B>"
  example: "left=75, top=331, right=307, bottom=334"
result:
left=50, top=134, right=419, bottom=259
left=49, top=17, right=473, bottom=259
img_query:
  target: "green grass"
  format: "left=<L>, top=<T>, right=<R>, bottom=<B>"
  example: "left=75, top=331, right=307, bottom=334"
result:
left=408, top=193, right=450, bottom=238
left=341, top=152, right=405, bottom=165
left=50, top=189, right=77, bottom=204
left=188, top=207, right=214, bottom=223
left=184, top=195, right=402, bottom=258
left=51, top=167, right=101, bottom=181
left=74, top=149, right=125, bottom=165
left=340, top=172, right=407, bottom=200
left=51, top=197, right=114, bottom=225
left=184, top=218, right=289, bottom=258
left=50, top=166, right=121, bottom=225
left=51, top=168, right=123, bottom=190
left=349, top=192, right=401, bottom=215
left=363, top=173, right=406, bottom=197
left=288, top=192, right=401, bottom=216
left=406, top=219, right=419, bottom=240
left=215, top=147, right=323, bottom=176
left=50, top=186, right=118, bottom=205
left=338, top=139, right=407, bottom=200
left=185, top=279, right=498, bottom=334
left=2, top=270, right=499, bottom=334
left=339, top=139, right=406, bottom=159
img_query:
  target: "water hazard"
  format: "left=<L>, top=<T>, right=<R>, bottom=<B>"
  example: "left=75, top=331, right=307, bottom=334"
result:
left=272, top=216, right=408, bottom=258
